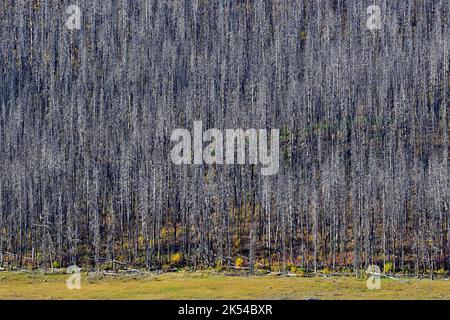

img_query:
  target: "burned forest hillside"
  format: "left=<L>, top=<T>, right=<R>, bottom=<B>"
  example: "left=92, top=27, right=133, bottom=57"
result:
left=0, top=0, right=449, bottom=275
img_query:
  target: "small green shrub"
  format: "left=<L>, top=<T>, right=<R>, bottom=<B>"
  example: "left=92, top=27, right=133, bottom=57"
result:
left=296, top=267, right=307, bottom=276
left=384, top=262, right=394, bottom=274
left=436, top=268, right=447, bottom=275
left=100, top=262, right=113, bottom=270
left=322, top=267, right=331, bottom=274
left=290, top=265, right=297, bottom=273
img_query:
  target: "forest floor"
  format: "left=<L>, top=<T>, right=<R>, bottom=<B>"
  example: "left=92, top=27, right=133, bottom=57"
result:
left=1, top=271, right=450, bottom=299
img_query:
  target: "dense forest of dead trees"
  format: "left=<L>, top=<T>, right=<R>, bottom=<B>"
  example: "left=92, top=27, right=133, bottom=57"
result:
left=0, top=0, right=449, bottom=275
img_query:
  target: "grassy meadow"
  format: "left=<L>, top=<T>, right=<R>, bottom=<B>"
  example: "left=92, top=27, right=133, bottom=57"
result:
left=1, top=271, right=450, bottom=300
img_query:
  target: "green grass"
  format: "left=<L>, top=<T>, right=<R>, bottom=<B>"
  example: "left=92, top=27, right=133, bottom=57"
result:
left=1, top=271, right=450, bottom=300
